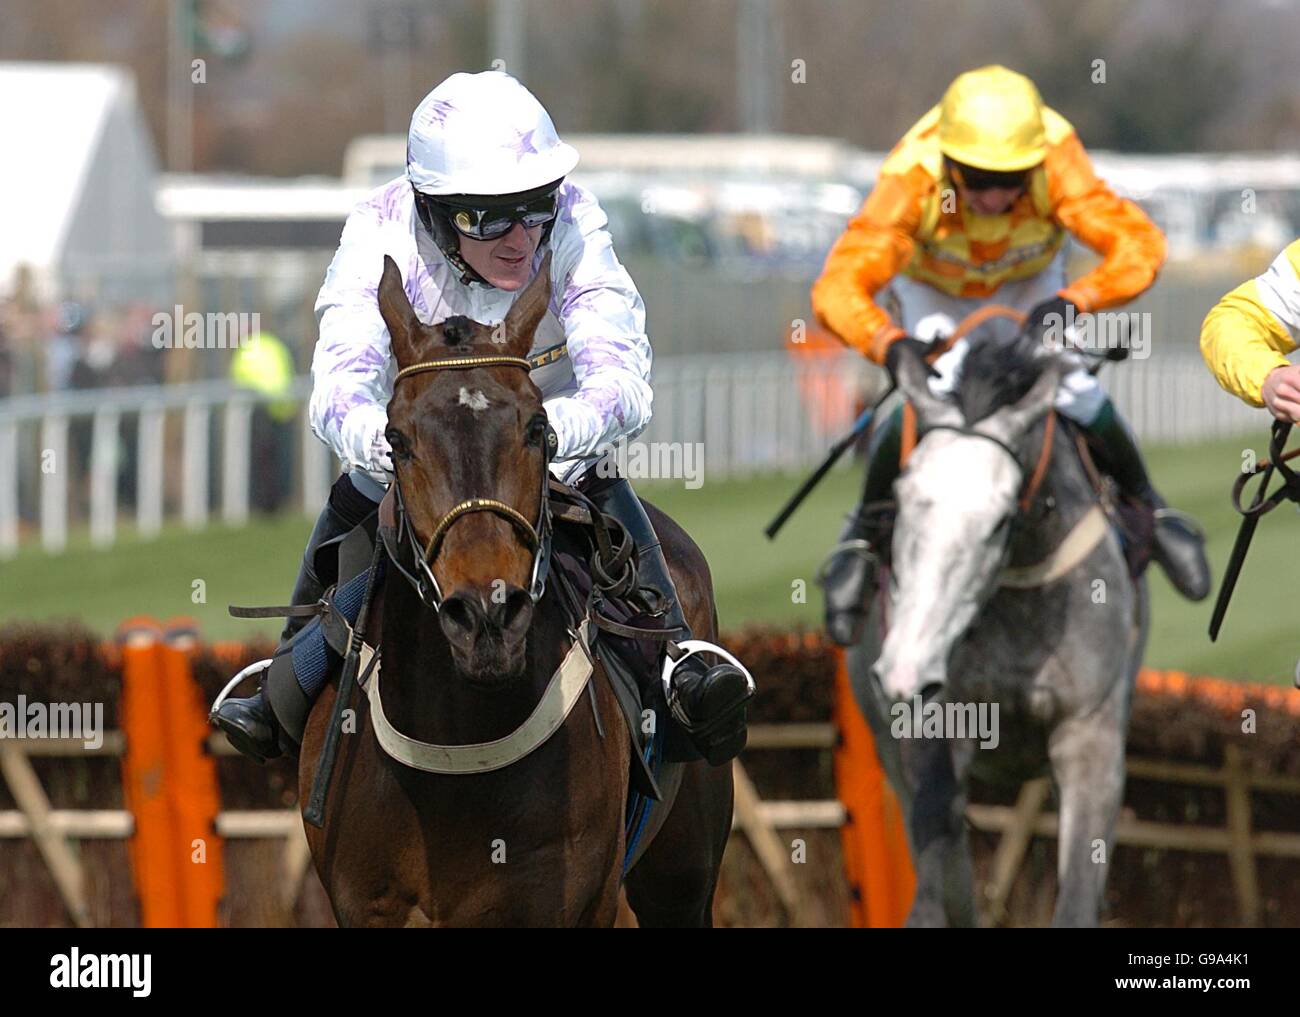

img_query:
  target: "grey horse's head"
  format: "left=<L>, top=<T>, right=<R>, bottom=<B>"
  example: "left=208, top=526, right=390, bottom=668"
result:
left=873, top=331, right=1065, bottom=702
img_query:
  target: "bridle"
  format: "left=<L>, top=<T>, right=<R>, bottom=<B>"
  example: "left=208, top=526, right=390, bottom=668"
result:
left=382, top=354, right=554, bottom=612
left=909, top=409, right=1091, bottom=591
left=924, top=410, right=1056, bottom=517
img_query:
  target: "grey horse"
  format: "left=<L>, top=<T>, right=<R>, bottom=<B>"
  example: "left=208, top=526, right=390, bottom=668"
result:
left=847, top=327, right=1148, bottom=927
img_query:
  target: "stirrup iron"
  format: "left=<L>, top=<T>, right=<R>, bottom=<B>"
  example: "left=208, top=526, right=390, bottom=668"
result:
left=209, top=658, right=273, bottom=721
left=661, top=640, right=756, bottom=697
left=814, top=538, right=877, bottom=585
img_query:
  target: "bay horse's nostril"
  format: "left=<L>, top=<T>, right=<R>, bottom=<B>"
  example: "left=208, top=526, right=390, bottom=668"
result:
left=438, top=592, right=484, bottom=648
left=439, top=588, right=533, bottom=650
left=493, top=587, right=534, bottom=641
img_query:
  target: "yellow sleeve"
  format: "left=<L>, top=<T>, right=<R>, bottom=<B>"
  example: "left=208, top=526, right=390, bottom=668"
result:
left=1200, top=241, right=1300, bottom=406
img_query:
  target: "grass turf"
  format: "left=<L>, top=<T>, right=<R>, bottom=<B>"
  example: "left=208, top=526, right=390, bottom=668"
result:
left=1, top=433, right=1296, bottom=684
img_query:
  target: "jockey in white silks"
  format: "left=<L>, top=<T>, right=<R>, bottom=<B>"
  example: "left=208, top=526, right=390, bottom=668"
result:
left=215, top=71, right=754, bottom=767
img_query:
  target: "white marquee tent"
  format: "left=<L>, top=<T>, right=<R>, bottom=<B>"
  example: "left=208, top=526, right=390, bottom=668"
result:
left=0, top=62, right=174, bottom=303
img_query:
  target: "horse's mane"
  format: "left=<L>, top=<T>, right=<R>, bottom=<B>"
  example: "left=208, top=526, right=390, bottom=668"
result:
left=954, top=320, right=1049, bottom=424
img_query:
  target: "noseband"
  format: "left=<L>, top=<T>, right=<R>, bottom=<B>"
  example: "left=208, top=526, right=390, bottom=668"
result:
left=384, top=355, right=553, bottom=612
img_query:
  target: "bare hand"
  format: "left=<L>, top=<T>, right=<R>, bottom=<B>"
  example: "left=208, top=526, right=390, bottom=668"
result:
left=1262, top=364, right=1300, bottom=423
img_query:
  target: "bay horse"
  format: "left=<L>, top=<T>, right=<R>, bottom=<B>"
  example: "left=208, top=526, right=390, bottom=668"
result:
left=847, top=318, right=1148, bottom=927
left=298, top=253, right=733, bottom=926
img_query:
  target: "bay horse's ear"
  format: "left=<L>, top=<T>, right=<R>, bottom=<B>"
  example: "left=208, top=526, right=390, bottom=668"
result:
left=378, top=255, right=421, bottom=367
left=502, top=250, right=552, bottom=357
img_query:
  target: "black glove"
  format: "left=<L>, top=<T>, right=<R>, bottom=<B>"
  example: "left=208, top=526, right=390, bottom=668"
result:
left=1024, top=296, right=1076, bottom=340
left=544, top=421, right=560, bottom=463
left=884, top=336, right=937, bottom=384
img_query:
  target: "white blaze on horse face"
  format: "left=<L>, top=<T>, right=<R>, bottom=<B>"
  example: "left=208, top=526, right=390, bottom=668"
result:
left=875, top=432, right=1021, bottom=702
left=458, top=387, right=490, bottom=413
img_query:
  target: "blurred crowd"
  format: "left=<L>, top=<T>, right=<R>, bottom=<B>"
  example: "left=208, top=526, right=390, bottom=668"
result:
left=0, top=292, right=299, bottom=517
left=0, top=296, right=164, bottom=399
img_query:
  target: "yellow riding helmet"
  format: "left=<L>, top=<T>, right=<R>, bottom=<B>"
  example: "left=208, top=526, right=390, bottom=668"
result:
left=937, top=66, right=1046, bottom=173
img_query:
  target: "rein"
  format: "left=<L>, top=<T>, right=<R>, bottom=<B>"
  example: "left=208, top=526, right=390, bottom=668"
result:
left=1210, top=420, right=1300, bottom=640
left=1231, top=420, right=1300, bottom=517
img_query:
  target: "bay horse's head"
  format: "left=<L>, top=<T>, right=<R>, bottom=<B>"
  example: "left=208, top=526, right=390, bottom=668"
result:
left=873, top=325, right=1064, bottom=702
left=379, top=252, right=552, bottom=687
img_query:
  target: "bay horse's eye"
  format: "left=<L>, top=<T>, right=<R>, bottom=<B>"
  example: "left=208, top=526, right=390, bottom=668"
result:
left=386, top=428, right=414, bottom=461
left=524, top=414, right=548, bottom=448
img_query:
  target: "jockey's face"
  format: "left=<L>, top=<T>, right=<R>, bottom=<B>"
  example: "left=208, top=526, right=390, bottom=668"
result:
left=458, top=223, right=544, bottom=290
left=947, top=159, right=1031, bottom=217
left=961, top=184, right=1023, bottom=216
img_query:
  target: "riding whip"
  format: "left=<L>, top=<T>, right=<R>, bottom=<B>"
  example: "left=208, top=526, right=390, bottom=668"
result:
left=764, top=384, right=894, bottom=540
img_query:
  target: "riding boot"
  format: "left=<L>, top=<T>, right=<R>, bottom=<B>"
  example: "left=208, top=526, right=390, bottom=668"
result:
left=1084, top=400, right=1211, bottom=601
left=214, top=474, right=378, bottom=762
left=818, top=404, right=903, bottom=646
left=588, top=477, right=755, bottom=766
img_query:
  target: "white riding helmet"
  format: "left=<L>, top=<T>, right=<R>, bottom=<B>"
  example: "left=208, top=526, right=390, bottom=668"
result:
left=406, top=71, right=579, bottom=197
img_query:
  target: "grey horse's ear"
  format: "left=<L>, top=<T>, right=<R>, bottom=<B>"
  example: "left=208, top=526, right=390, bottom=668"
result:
left=378, top=255, right=421, bottom=367
left=981, top=356, right=1065, bottom=441
left=502, top=250, right=552, bottom=357
left=893, top=342, right=962, bottom=430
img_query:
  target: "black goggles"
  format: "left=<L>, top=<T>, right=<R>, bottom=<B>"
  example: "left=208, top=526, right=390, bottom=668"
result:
left=947, top=160, right=1030, bottom=193
left=429, top=190, right=559, bottom=241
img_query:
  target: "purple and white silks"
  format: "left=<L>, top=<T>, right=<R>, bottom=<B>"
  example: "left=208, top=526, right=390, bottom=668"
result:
left=309, top=177, right=653, bottom=491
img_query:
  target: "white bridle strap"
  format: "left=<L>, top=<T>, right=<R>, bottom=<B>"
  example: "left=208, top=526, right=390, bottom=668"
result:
left=998, top=504, right=1109, bottom=589
left=360, top=621, right=593, bottom=774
